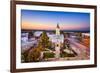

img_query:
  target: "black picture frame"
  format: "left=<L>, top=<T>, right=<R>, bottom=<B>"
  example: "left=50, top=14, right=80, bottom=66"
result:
left=10, top=0, right=97, bottom=73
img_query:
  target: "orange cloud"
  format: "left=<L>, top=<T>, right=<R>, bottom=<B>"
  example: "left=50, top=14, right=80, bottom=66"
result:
left=21, top=21, right=55, bottom=30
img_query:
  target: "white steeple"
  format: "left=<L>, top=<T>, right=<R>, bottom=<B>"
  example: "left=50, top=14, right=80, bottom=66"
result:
left=56, top=23, right=60, bottom=35
left=55, top=23, right=61, bottom=58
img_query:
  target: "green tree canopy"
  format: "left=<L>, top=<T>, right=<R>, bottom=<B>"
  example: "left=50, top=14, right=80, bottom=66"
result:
left=39, top=31, right=51, bottom=49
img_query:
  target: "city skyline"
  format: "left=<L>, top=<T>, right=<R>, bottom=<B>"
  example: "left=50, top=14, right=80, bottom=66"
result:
left=21, top=10, right=90, bottom=32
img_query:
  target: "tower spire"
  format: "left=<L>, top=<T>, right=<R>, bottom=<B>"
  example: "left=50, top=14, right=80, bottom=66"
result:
left=56, top=23, right=60, bottom=35
left=57, top=23, right=60, bottom=28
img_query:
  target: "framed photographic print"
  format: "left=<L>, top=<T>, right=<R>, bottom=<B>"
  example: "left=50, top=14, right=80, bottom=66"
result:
left=10, top=0, right=97, bottom=72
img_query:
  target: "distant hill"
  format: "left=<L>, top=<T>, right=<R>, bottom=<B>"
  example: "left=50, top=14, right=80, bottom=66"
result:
left=21, top=29, right=90, bottom=33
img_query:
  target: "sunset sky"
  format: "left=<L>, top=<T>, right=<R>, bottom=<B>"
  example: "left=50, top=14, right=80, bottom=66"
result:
left=21, top=10, right=90, bottom=32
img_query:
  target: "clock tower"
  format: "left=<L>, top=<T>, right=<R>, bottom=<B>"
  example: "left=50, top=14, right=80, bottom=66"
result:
left=56, top=23, right=60, bottom=35
left=55, top=23, right=61, bottom=58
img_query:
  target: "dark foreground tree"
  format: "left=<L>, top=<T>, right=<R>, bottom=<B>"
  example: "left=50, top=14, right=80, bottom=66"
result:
left=27, top=44, right=44, bottom=62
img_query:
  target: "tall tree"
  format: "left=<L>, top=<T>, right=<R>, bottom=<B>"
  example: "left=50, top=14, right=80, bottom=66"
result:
left=39, top=31, right=51, bottom=49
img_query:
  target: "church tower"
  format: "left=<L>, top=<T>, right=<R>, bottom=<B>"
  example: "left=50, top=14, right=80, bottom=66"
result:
left=56, top=23, right=60, bottom=35
left=55, top=23, right=61, bottom=58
